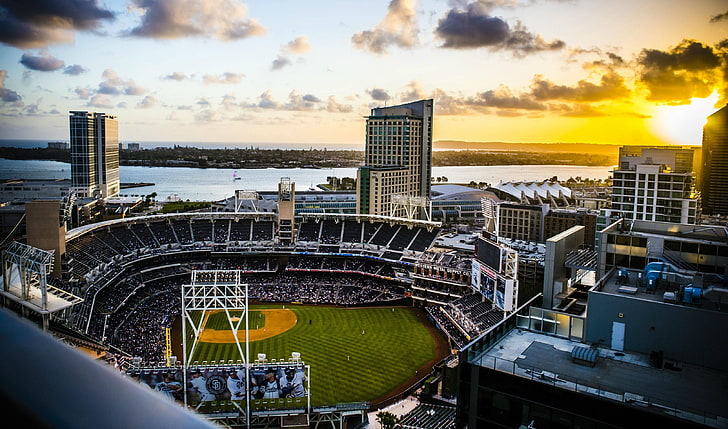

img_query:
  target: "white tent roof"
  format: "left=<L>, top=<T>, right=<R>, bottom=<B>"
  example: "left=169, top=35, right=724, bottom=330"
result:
left=495, top=180, right=572, bottom=199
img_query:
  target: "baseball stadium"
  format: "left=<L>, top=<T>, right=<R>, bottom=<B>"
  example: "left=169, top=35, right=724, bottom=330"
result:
left=0, top=197, right=485, bottom=428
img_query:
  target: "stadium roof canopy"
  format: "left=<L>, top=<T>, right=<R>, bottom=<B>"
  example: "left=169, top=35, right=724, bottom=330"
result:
left=430, top=184, right=498, bottom=201
left=494, top=180, right=572, bottom=200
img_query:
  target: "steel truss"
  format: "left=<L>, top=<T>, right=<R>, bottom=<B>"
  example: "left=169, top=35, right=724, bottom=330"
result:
left=1, top=242, right=82, bottom=330
left=182, top=269, right=250, bottom=420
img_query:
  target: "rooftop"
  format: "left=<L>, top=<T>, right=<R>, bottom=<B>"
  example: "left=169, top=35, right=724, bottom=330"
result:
left=595, top=267, right=728, bottom=312
left=429, top=184, right=498, bottom=202
left=471, top=329, right=728, bottom=427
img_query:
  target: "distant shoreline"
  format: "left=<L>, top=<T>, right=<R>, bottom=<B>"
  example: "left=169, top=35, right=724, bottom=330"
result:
left=0, top=144, right=618, bottom=168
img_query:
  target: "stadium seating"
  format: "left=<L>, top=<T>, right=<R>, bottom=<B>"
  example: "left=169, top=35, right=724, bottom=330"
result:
left=397, top=403, right=456, bottom=429
left=59, top=212, right=447, bottom=367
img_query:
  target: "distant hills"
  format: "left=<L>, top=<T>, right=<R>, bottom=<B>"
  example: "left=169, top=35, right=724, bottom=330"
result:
left=433, top=141, right=664, bottom=156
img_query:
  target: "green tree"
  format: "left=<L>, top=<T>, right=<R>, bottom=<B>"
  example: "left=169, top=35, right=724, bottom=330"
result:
left=376, top=411, right=399, bottom=429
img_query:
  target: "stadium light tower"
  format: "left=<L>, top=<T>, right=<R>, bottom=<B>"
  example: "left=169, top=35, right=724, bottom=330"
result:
left=234, top=189, right=261, bottom=213
left=181, top=270, right=250, bottom=420
left=390, top=194, right=432, bottom=221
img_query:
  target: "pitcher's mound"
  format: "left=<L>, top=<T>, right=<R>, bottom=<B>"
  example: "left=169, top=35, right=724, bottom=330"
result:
left=199, top=309, right=297, bottom=343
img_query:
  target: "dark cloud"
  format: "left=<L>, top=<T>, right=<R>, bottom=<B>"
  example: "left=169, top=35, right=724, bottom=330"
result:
left=352, top=0, right=418, bottom=54
left=87, top=94, right=114, bottom=108
left=710, top=10, right=728, bottom=23
left=162, top=72, right=190, bottom=81
left=256, top=91, right=277, bottom=109
left=63, top=64, right=87, bottom=75
left=97, top=69, right=146, bottom=96
left=74, top=86, right=91, bottom=99
left=302, top=94, right=321, bottom=103
left=0, top=70, right=23, bottom=105
left=637, top=39, right=725, bottom=104
left=324, top=96, right=353, bottom=113
left=128, top=0, right=265, bottom=40
left=98, top=81, right=120, bottom=95
left=124, top=83, right=146, bottom=96
left=399, top=81, right=427, bottom=103
left=435, top=3, right=564, bottom=56
left=284, top=91, right=321, bottom=110
left=271, top=56, right=292, bottom=71
left=0, top=0, right=115, bottom=48
left=530, top=72, right=631, bottom=102
left=246, top=90, right=349, bottom=113
left=367, top=88, right=391, bottom=101
left=471, top=87, right=546, bottom=110
left=19, top=52, right=65, bottom=71
left=137, top=95, right=157, bottom=109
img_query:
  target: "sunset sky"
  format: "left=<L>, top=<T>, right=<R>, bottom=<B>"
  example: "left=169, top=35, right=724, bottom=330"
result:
left=0, top=0, right=726, bottom=148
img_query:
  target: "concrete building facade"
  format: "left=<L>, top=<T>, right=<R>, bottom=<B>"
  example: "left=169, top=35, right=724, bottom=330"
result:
left=496, top=203, right=548, bottom=242
left=544, top=208, right=598, bottom=247
left=610, top=146, right=699, bottom=224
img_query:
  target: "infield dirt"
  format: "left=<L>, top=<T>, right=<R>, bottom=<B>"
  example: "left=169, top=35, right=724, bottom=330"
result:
left=198, top=309, right=297, bottom=342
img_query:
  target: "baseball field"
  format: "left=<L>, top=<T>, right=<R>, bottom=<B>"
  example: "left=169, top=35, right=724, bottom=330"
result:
left=187, top=304, right=450, bottom=406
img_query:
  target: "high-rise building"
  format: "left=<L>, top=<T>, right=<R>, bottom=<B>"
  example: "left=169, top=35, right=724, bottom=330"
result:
left=700, top=104, right=728, bottom=216
left=69, top=111, right=119, bottom=199
left=610, top=146, right=699, bottom=224
left=356, top=99, right=433, bottom=219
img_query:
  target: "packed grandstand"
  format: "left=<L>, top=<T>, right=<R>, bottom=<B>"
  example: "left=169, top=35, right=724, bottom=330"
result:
left=20, top=210, right=502, bottom=426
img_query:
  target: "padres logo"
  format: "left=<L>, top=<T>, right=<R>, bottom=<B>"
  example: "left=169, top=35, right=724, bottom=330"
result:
left=206, top=374, right=228, bottom=395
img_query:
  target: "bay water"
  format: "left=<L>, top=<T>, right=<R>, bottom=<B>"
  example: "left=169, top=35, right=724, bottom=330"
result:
left=0, top=158, right=613, bottom=202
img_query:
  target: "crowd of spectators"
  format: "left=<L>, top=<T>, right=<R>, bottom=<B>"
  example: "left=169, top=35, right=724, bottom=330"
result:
left=447, top=293, right=505, bottom=332
left=64, top=216, right=440, bottom=283
left=79, top=263, right=407, bottom=365
left=425, top=305, right=469, bottom=349
left=58, top=214, right=445, bottom=367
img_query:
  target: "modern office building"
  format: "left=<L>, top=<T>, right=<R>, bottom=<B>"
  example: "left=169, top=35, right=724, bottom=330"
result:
left=496, top=203, right=549, bottom=242
left=356, top=99, right=433, bottom=219
left=700, top=104, right=728, bottom=216
left=69, top=111, right=120, bottom=199
left=610, top=146, right=699, bottom=224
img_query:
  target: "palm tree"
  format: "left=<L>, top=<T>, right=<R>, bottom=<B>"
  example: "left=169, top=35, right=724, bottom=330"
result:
left=376, top=411, right=399, bottom=429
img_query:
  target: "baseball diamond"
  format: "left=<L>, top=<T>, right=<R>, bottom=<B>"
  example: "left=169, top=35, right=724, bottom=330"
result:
left=181, top=304, right=449, bottom=406
left=198, top=309, right=297, bottom=342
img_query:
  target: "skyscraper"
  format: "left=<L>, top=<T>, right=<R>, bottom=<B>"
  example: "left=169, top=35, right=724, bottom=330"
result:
left=700, top=104, right=728, bottom=216
left=356, top=99, right=433, bottom=219
left=69, top=111, right=119, bottom=199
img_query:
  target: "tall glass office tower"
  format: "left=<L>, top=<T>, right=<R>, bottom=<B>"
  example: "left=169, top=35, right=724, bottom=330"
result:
left=700, top=104, right=728, bottom=216
left=69, top=111, right=119, bottom=199
left=356, top=99, right=433, bottom=219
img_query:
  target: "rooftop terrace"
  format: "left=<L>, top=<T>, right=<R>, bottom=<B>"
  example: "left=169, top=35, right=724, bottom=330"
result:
left=469, top=329, right=728, bottom=427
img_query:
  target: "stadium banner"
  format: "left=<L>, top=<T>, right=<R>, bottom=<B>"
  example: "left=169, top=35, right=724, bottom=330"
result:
left=471, top=259, right=480, bottom=289
left=132, top=368, right=185, bottom=403
left=249, top=365, right=308, bottom=403
left=129, top=363, right=308, bottom=413
left=471, top=259, right=498, bottom=302
left=184, top=364, right=308, bottom=411
left=494, top=278, right=516, bottom=312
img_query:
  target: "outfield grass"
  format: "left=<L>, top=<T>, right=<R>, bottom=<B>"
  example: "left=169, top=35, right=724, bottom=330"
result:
left=190, top=304, right=437, bottom=406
